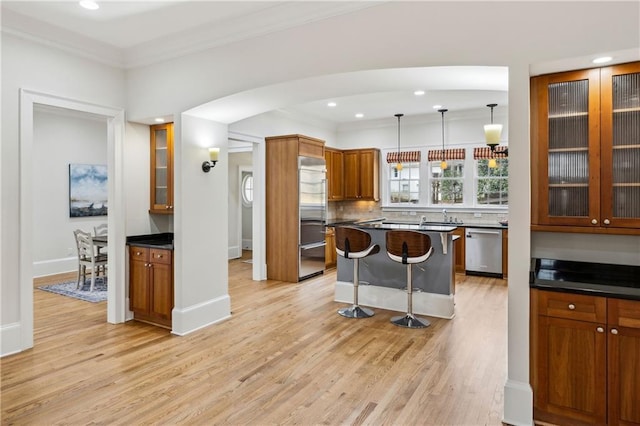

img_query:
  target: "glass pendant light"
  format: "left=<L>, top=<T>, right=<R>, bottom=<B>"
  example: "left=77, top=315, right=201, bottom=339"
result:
left=439, top=108, right=448, bottom=170
left=395, top=113, right=404, bottom=171
left=484, top=103, right=503, bottom=149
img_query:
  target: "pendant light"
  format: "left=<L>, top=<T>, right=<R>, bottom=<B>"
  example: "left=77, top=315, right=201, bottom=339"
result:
left=488, top=158, right=497, bottom=169
left=395, top=113, right=404, bottom=171
left=484, top=103, right=503, bottom=149
left=438, top=108, right=448, bottom=170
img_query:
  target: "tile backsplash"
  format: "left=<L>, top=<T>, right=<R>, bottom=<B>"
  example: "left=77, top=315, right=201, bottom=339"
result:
left=327, top=200, right=507, bottom=225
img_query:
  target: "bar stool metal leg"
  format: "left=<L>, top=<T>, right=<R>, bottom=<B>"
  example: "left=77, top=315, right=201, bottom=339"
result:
left=390, top=263, right=430, bottom=328
left=338, top=258, right=374, bottom=318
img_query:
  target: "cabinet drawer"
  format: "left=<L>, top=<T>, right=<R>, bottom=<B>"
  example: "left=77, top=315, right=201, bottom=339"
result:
left=536, top=290, right=606, bottom=323
left=129, top=246, right=149, bottom=261
left=608, top=298, right=640, bottom=328
left=150, top=248, right=172, bottom=265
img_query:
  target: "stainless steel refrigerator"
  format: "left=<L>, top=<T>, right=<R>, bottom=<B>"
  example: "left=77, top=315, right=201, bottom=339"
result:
left=298, top=155, right=327, bottom=280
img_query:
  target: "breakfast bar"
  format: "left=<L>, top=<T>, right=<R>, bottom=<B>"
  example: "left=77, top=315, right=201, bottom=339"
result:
left=330, top=220, right=458, bottom=319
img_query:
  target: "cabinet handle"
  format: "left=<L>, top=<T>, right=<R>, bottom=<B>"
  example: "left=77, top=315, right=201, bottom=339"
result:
left=136, top=252, right=141, bottom=256
left=155, top=254, right=163, bottom=258
left=611, top=328, right=619, bottom=335
left=603, top=219, right=610, bottom=225
left=568, top=303, right=576, bottom=310
left=591, top=219, right=598, bottom=225
left=166, top=205, right=170, bottom=209
left=597, top=326, right=604, bottom=333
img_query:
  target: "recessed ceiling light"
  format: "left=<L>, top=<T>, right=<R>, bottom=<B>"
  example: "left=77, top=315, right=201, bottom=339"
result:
left=154, top=118, right=165, bottom=123
left=592, top=56, right=612, bottom=64
left=432, top=105, right=443, bottom=109
left=355, top=113, right=364, bottom=118
left=327, top=102, right=337, bottom=107
left=414, top=90, right=425, bottom=96
left=79, top=0, right=99, bottom=10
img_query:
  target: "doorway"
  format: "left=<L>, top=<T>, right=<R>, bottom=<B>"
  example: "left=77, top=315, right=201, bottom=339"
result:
left=240, top=167, right=253, bottom=263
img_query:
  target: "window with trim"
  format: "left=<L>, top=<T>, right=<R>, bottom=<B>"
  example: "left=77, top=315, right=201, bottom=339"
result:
left=428, top=148, right=465, bottom=205
left=474, top=147, right=508, bottom=206
left=386, top=151, right=421, bottom=204
left=241, top=174, right=253, bottom=207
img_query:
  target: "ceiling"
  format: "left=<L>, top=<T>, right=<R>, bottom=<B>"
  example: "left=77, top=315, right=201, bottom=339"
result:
left=1, top=1, right=509, bottom=124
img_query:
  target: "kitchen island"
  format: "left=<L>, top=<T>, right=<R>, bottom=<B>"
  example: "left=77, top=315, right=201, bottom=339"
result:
left=330, top=220, right=458, bottom=319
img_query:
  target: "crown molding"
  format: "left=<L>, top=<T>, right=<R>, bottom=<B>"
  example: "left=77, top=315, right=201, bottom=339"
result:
left=1, top=9, right=124, bottom=68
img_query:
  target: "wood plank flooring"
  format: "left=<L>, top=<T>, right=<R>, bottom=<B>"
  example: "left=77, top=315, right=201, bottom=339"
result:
left=2, top=256, right=508, bottom=425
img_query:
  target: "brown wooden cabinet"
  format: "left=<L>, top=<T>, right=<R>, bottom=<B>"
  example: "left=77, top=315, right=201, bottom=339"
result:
left=149, top=123, right=174, bottom=214
left=452, top=227, right=465, bottom=274
left=265, top=134, right=325, bottom=282
left=531, top=289, right=640, bottom=426
left=343, top=148, right=380, bottom=201
left=325, top=227, right=336, bottom=269
left=129, top=245, right=174, bottom=328
left=531, top=62, right=640, bottom=235
left=325, top=148, right=344, bottom=201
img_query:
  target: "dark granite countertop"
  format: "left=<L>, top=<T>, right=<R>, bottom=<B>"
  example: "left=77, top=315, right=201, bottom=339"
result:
left=126, top=232, right=174, bottom=250
left=326, top=217, right=507, bottom=230
left=530, top=257, right=640, bottom=301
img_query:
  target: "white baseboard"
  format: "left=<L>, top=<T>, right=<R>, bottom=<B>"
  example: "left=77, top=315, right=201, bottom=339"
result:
left=335, top=281, right=455, bottom=319
left=171, top=294, right=231, bottom=336
left=503, top=379, right=533, bottom=426
left=228, top=245, right=241, bottom=259
left=242, top=239, right=252, bottom=250
left=33, top=257, right=76, bottom=278
left=1, top=322, right=23, bottom=357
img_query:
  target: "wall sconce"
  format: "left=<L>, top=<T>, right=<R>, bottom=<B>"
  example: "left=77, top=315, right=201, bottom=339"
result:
left=202, top=148, right=219, bottom=172
left=484, top=103, right=503, bottom=150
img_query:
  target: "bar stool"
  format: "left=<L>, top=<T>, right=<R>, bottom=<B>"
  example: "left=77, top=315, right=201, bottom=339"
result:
left=335, top=227, right=380, bottom=318
left=385, top=230, right=434, bottom=328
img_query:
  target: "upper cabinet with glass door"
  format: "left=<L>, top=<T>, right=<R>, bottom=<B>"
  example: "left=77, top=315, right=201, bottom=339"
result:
left=149, top=123, right=174, bottom=214
left=531, top=62, right=640, bottom=234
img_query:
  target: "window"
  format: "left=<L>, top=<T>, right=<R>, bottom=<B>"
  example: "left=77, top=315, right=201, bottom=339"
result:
left=474, top=146, right=509, bottom=206
left=241, top=174, right=253, bottom=206
left=430, top=160, right=464, bottom=205
left=389, top=163, right=420, bottom=204
left=476, top=158, right=509, bottom=206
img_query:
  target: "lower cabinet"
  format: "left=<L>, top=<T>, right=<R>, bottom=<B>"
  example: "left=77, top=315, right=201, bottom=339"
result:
left=531, top=289, right=640, bottom=426
left=452, top=227, right=465, bottom=273
left=325, top=227, right=336, bottom=269
left=129, top=245, right=174, bottom=328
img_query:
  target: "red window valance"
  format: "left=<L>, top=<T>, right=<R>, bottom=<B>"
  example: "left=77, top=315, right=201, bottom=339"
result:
left=386, top=151, right=421, bottom=163
left=427, top=148, right=465, bottom=162
left=473, top=146, right=508, bottom=159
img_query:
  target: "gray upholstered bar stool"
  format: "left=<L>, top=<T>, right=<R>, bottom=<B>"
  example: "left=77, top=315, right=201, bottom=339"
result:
left=385, top=230, right=434, bottom=328
left=335, top=226, right=380, bottom=318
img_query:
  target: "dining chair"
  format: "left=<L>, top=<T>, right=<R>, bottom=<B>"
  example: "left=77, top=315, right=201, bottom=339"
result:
left=74, top=229, right=108, bottom=291
left=93, top=223, right=108, bottom=255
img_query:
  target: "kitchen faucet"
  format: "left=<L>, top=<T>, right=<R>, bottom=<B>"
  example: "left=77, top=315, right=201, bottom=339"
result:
left=442, top=209, right=447, bottom=222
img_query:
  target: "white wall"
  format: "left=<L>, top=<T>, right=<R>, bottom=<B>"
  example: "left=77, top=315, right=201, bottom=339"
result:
left=1, top=33, right=125, bottom=330
left=228, top=152, right=252, bottom=258
left=172, top=114, right=231, bottom=335
left=336, top=108, right=508, bottom=151
left=32, top=106, right=108, bottom=276
left=123, top=122, right=173, bottom=236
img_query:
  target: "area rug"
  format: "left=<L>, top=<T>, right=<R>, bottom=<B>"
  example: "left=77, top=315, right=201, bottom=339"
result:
left=38, top=277, right=107, bottom=303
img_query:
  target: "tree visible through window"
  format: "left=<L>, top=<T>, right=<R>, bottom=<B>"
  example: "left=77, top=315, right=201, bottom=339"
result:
left=430, top=160, right=464, bottom=205
left=389, top=163, right=420, bottom=204
left=476, top=159, right=508, bottom=205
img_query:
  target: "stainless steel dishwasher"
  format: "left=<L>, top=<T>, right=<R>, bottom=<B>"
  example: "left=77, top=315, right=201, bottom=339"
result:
left=465, top=227, right=503, bottom=277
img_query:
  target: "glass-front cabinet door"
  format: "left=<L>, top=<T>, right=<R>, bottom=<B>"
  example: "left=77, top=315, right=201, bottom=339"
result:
left=531, top=68, right=601, bottom=227
left=150, top=123, right=174, bottom=214
left=531, top=62, right=640, bottom=233
left=600, top=62, right=640, bottom=228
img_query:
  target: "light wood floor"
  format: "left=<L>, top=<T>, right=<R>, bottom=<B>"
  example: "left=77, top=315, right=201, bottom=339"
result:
left=2, top=256, right=508, bottom=425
